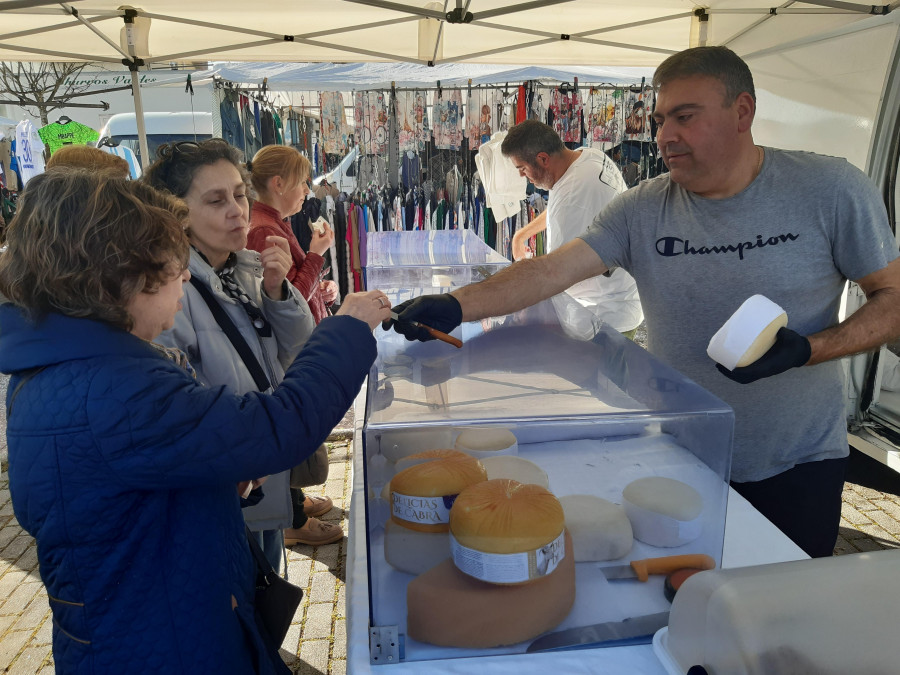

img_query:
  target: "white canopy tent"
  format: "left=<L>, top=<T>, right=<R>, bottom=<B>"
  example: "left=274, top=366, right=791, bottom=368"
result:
left=0, top=1, right=898, bottom=169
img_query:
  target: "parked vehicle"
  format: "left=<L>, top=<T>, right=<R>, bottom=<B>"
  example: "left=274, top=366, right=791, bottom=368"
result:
left=96, top=112, right=213, bottom=166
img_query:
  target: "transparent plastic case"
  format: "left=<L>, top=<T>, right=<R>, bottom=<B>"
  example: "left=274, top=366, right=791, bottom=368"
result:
left=360, top=231, right=734, bottom=664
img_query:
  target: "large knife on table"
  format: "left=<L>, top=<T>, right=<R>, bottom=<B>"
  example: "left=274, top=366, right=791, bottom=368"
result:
left=526, top=554, right=716, bottom=653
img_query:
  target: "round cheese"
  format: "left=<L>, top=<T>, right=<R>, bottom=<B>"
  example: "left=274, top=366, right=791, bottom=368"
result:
left=454, top=427, right=518, bottom=459
left=379, top=428, right=454, bottom=463
left=560, top=494, right=633, bottom=562
left=622, top=476, right=704, bottom=547
left=707, top=295, right=788, bottom=370
left=450, top=479, right=564, bottom=556
left=480, top=455, right=550, bottom=490
left=394, top=448, right=471, bottom=475
left=383, top=519, right=451, bottom=575
left=390, top=455, right=487, bottom=533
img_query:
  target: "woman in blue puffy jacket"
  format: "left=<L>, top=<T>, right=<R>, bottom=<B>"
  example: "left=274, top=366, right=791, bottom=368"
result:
left=0, top=169, right=391, bottom=674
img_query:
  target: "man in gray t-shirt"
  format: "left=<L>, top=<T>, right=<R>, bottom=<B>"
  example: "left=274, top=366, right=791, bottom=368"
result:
left=386, top=47, right=900, bottom=558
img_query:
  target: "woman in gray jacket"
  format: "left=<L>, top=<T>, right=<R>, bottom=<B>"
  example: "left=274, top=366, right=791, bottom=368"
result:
left=146, top=139, right=342, bottom=570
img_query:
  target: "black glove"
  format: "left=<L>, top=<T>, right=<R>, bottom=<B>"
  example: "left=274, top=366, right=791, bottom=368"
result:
left=381, top=293, right=463, bottom=342
left=717, top=327, right=811, bottom=384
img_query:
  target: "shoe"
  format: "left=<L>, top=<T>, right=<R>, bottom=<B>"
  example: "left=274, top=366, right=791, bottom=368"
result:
left=284, top=518, right=343, bottom=546
left=303, top=495, right=333, bottom=518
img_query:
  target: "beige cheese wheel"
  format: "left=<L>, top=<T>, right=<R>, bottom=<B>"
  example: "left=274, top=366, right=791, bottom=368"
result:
left=735, top=312, right=788, bottom=367
left=390, top=455, right=487, bottom=533
left=450, top=479, right=564, bottom=555
left=406, top=530, right=576, bottom=648
left=454, top=427, right=518, bottom=458
left=560, top=494, right=633, bottom=562
left=394, top=448, right=471, bottom=475
left=383, top=519, right=451, bottom=575
left=480, top=455, right=550, bottom=490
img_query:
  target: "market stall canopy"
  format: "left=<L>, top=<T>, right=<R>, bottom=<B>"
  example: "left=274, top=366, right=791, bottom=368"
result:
left=0, top=1, right=897, bottom=68
left=212, top=62, right=656, bottom=89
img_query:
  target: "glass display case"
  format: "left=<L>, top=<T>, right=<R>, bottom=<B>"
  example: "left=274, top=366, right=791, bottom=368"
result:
left=358, top=231, right=734, bottom=666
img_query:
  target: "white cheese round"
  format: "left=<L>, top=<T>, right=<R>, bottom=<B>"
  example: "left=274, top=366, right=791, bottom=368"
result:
left=453, top=427, right=518, bottom=459
left=622, top=476, right=703, bottom=547
left=480, top=456, right=550, bottom=490
left=560, top=494, right=633, bottom=561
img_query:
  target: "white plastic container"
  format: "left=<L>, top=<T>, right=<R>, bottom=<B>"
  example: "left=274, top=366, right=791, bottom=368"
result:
left=658, top=548, right=900, bottom=674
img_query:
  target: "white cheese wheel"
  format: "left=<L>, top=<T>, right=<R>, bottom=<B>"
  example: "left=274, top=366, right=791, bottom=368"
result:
left=406, top=531, right=576, bottom=648
left=383, top=519, right=450, bottom=575
left=480, top=455, right=550, bottom=490
left=453, top=427, right=518, bottom=459
left=560, top=494, right=633, bottom=562
left=622, top=477, right=703, bottom=547
left=707, top=295, right=788, bottom=371
left=379, top=428, right=454, bottom=462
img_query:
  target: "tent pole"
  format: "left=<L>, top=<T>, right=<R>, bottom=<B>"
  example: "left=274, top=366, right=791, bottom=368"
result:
left=128, top=63, right=150, bottom=170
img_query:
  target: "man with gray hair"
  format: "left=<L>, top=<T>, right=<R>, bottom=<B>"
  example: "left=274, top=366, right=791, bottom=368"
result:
left=502, top=120, right=643, bottom=337
left=385, top=46, right=900, bottom=558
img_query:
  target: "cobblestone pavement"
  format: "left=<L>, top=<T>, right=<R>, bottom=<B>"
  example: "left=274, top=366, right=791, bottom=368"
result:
left=1, top=391, right=899, bottom=672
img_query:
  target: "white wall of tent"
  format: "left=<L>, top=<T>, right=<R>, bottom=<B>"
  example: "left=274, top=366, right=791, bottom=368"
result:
left=1, top=0, right=900, bottom=470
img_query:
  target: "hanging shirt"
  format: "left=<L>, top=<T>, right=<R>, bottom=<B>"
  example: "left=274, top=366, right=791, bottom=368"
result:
left=37, top=119, right=98, bottom=155
left=474, top=131, right=526, bottom=222
left=622, top=90, right=653, bottom=143
left=0, top=137, right=17, bottom=191
left=586, top=87, right=624, bottom=150
left=15, top=120, right=46, bottom=186
left=354, top=91, right=389, bottom=156
left=394, top=90, right=429, bottom=153
left=465, top=89, right=504, bottom=149
left=320, top=91, right=349, bottom=154
left=549, top=88, right=583, bottom=144
left=99, top=144, right=142, bottom=179
left=431, top=88, right=463, bottom=150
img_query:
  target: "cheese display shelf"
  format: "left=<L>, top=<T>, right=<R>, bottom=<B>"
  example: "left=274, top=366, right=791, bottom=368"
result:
left=359, top=298, right=735, bottom=666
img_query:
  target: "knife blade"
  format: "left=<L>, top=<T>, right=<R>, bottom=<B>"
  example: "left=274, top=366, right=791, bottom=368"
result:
left=389, top=311, right=463, bottom=348
left=603, top=554, right=715, bottom=581
left=526, top=611, right=670, bottom=653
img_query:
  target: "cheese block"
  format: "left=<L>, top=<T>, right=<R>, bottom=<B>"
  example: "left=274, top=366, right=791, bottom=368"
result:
left=623, top=476, right=703, bottom=547
left=390, top=455, right=487, bottom=533
left=394, top=448, right=471, bottom=475
left=383, top=519, right=451, bottom=575
left=560, top=494, right=633, bottom=561
left=453, top=427, right=518, bottom=459
left=707, top=295, right=788, bottom=370
left=407, top=530, right=576, bottom=648
left=479, top=455, right=550, bottom=490
left=309, top=216, right=328, bottom=235
left=450, top=479, right=565, bottom=584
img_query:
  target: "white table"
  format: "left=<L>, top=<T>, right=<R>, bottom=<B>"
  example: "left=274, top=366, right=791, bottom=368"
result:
left=345, top=398, right=808, bottom=674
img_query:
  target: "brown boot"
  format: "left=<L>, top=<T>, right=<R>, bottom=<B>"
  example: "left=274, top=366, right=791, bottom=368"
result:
left=303, top=495, right=333, bottom=518
left=284, top=518, right=343, bottom=546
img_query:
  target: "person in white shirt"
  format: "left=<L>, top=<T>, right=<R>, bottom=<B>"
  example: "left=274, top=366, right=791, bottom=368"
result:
left=504, top=120, right=643, bottom=335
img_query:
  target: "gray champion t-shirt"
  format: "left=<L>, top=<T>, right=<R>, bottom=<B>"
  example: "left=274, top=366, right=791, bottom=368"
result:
left=580, top=148, right=897, bottom=482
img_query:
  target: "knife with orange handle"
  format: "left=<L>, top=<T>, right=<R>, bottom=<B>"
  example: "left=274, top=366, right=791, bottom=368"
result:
left=389, top=311, right=463, bottom=348
left=603, top=553, right=716, bottom=582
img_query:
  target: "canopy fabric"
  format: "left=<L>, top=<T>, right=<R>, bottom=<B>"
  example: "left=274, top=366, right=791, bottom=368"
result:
left=0, top=1, right=896, bottom=68
left=212, top=62, right=656, bottom=89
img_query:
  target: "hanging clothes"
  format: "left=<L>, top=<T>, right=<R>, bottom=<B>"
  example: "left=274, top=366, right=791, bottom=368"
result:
left=586, top=87, right=624, bottom=151
left=465, top=89, right=504, bottom=149
left=0, top=136, right=18, bottom=191
left=431, top=88, right=463, bottom=150
left=474, top=130, right=526, bottom=223
left=354, top=90, right=389, bottom=156
left=394, top=90, right=429, bottom=153
left=38, top=119, right=98, bottom=155
left=14, top=120, right=45, bottom=186
left=548, top=86, right=583, bottom=144
left=99, top=144, right=142, bottom=179
left=219, top=90, right=244, bottom=152
left=320, top=91, right=349, bottom=154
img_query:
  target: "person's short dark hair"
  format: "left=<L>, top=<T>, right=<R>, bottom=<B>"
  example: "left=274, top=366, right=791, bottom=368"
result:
left=500, top=119, right=565, bottom=164
left=0, top=168, right=189, bottom=332
left=653, top=46, right=756, bottom=104
left=143, top=138, right=250, bottom=199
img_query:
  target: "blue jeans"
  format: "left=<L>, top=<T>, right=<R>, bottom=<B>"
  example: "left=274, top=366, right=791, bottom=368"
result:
left=249, top=528, right=285, bottom=576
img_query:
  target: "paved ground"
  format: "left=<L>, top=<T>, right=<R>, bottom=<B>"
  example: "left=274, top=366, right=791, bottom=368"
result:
left=1, top=381, right=899, bottom=672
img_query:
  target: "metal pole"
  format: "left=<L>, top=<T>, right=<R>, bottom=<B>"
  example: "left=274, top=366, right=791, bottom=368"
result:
left=130, top=65, right=150, bottom=170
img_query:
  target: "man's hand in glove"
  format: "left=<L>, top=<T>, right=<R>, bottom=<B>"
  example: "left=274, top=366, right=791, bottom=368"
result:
left=382, top=293, right=463, bottom=342
left=717, top=327, right=811, bottom=384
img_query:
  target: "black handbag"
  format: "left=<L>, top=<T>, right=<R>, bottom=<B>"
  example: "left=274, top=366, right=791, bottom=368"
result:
left=245, top=526, right=303, bottom=646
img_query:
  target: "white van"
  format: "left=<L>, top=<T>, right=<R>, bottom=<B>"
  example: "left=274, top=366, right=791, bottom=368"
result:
left=96, top=112, right=213, bottom=166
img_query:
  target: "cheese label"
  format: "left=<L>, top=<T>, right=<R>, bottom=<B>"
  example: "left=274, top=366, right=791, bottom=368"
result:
left=392, top=492, right=457, bottom=525
left=449, top=530, right=566, bottom=583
